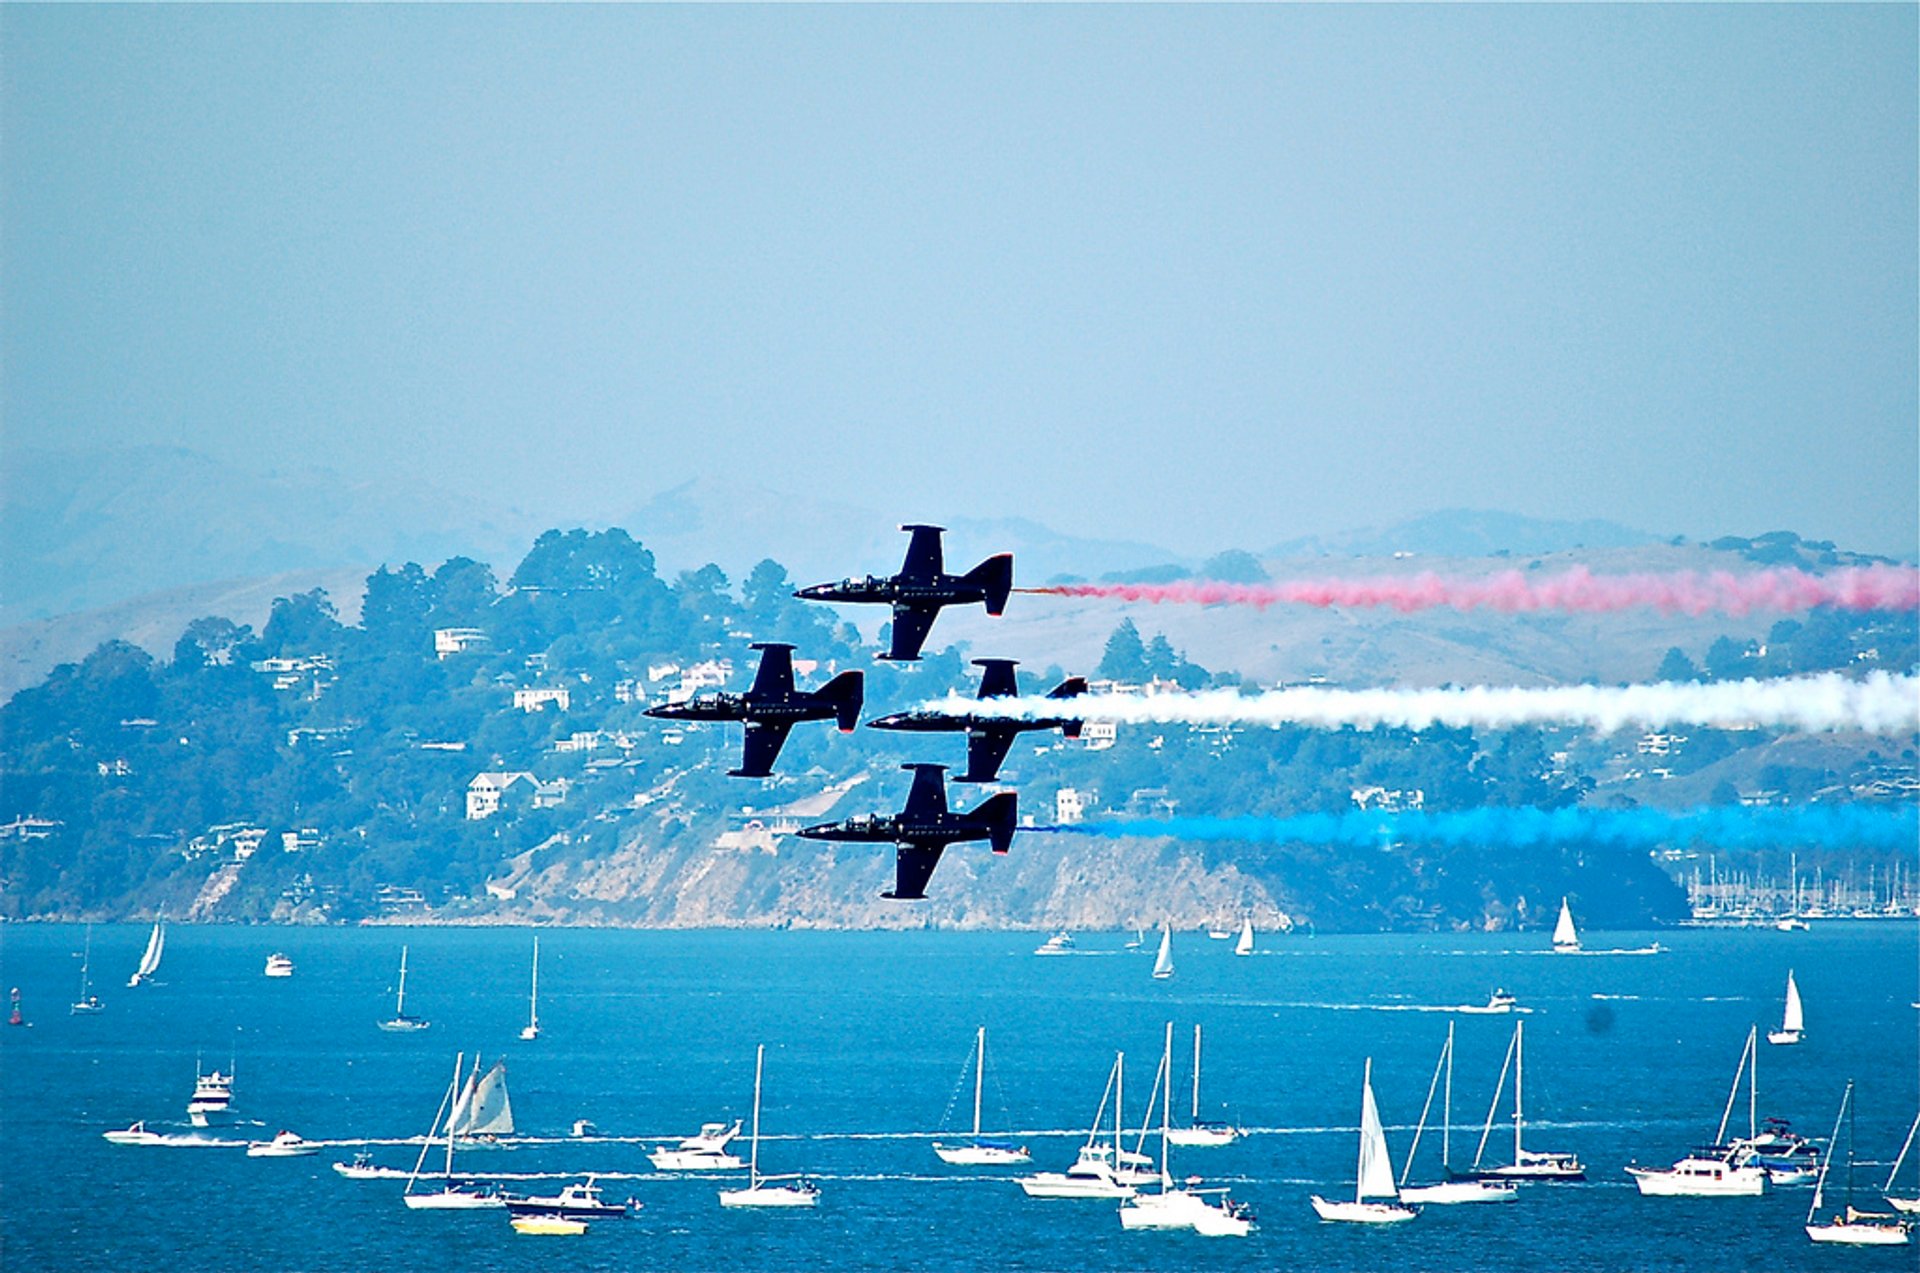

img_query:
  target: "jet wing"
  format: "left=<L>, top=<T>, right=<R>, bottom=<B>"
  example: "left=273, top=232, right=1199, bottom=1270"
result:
left=883, top=844, right=947, bottom=901
left=961, top=728, right=1018, bottom=784
left=899, top=524, right=945, bottom=582
left=747, top=643, right=795, bottom=699
left=731, top=722, right=794, bottom=778
left=885, top=603, right=938, bottom=662
left=901, top=763, right=949, bottom=818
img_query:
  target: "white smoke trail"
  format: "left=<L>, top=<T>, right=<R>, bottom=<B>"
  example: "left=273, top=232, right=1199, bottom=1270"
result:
left=921, top=671, right=1920, bottom=734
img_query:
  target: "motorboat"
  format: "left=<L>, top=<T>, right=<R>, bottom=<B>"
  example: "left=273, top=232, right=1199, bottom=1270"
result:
left=1019, top=1054, right=1138, bottom=1199
left=1732, top=1117, right=1822, bottom=1185
left=187, top=1063, right=234, bottom=1127
left=246, top=1130, right=320, bottom=1158
left=1309, top=1056, right=1419, bottom=1223
left=1628, top=1150, right=1768, bottom=1197
left=505, top=1177, right=634, bottom=1220
left=1033, top=931, right=1075, bottom=955
left=102, top=1121, right=165, bottom=1146
left=333, top=1151, right=408, bottom=1179
left=648, top=1119, right=744, bottom=1170
left=263, top=953, right=295, bottom=978
left=510, top=1216, right=587, bottom=1236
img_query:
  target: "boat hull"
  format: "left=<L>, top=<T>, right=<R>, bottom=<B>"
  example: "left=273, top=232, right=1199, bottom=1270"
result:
left=719, top=1186, right=818, bottom=1208
left=1400, top=1179, right=1518, bottom=1204
left=403, top=1189, right=504, bottom=1209
left=1626, top=1163, right=1766, bottom=1197
left=1766, top=1029, right=1803, bottom=1046
left=649, top=1149, right=743, bottom=1170
left=1887, top=1196, right=1920, bottom=1215
left=934, top=1143, right=1031, bottom=1165
left=1309, top=1196, right=1419, bottom=1223
left=1018, top=1173, right=1135, bottom=1199
left=511, top=1216, right=586, bottom=1235
left=1806, top=1222, right=1911, bottom=1246
left=1166, top=1126, right=1239, bottom=1148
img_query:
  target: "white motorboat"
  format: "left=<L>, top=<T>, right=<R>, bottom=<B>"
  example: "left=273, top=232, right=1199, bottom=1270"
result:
left=1151, top=923, right=1174, bottom=980
left=932, top=1026, right=1030, bottom=1165
left=187, top=1061, right=235, bottom=1127
left=263, top=952, right=294, bottom=978
left=1399, top=1023, right=1517, bottom=1205
left=1460, top=988, right=1517, bottom=1014
left=127, top=915, right=165, bottom=987
left=333, top=1151, right=408, bottom=1179
left=1033, top=931, right=1075, bottom=955
left=519, top=937, right=541, bottom=1041
left=1551, top=897, right=1580, bottom=952
left=102, top=1121, right=165, bottom=1146
left=718, top=1044, right=820, bottom=1209
left=1459, top=1019, right=1584, bottom=1181
left=1233, top=916, right=1254, bottom=957
left=1626, top=1026, right=1768, bottom=1197
left=1119, top=1023, right=1254, bottom=1236
left=1805, top=1082, right=1912, bottom=1245
left=1310, top=1056, right=1418, bottom=1223
left=246, top=1130, right=319, bottom=1158
left=649, top=1119, right=745, bottom=1170
left=377, top=944, right=430, bottom=1032
left=72, top=925, right=104, bottom=1014
left=1884, top=1109, right=1920, bottom=1213
left=1020, top=1052, right=1137, bottom=1199
left=1766, top=969, right=1804, bottom=1046
left=1165, top=1024, right=1241, bottom=1147
left=404, top=1052, right=506, bottom=1210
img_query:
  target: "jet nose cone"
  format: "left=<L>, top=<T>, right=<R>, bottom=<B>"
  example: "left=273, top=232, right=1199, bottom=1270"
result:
left=867, top=713, right=906, bottom=730
left=794, top=822, right=831, bottom=839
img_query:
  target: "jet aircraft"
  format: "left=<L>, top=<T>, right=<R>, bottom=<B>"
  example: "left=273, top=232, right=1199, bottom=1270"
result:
left=795, top=763, right=1017, bottom=900
left=867, top=658, right=1086, bottom=783
left=643, top=642, right=863, bottom=778
left=793, top=524, right=1013, bottom=662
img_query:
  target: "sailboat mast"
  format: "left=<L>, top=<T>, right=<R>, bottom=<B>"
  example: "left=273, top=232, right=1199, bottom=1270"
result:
left=79, top=925, right=92, bottom=998
left=1749, top=1023, right=1757, bottom=1140
left=1114, top=1052, right=1125, bottom=1160
left=749, top=1043, right=765, bottom=1187
left=972, top=1026, right=985, bottom=1139
left=529, top=937, right=539, bottom=1031
left=1191, top=1024, right=1202, bottom=1123
left=1357, top=1057, right=1372, bottom=1205
left=1159, top=1022, right=1172, bottom=1185
left=1443, top=1020, right=1454, bottom=1170
left=443, top=1051, right=463, bottom=1179
left=1513, top=1018, right=1524, bottom=1163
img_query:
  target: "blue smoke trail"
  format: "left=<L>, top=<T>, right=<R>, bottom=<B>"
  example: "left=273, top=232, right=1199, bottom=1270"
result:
left=1036, top=805, right=1918, bottom=851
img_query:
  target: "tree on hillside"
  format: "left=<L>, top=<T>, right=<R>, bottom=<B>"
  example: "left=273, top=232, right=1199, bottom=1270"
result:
left=1099, top=619, right=1146, bottom=681
left=261, top=589, right=342, bottom=656
left=1201, top=549, right=1268, bottom=583
left=1656, top=647, right=1699, bottom=682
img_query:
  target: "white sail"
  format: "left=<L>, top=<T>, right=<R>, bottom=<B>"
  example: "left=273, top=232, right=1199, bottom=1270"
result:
left=447, top=1063, right=478, bottom=1134
left=1357, top=1059, right=1398, bottom=1201
left=1234, top=917, right=1254, bottom=957
left=1152, top=924, right=1174, bottom=979
left=1551, top=898, right=1579, bottom=950
left=129, top=917, right=165, bottom=986
left=457, top=1060, right=514, bottom=1137
left=1781, top=971, right=1803, bottom=1034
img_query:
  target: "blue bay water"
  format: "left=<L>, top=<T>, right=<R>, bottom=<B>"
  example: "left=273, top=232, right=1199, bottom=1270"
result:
left=2, top=922, right=1916, bottom=1271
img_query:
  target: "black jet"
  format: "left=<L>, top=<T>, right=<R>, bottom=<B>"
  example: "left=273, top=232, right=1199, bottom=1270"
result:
left=867, top=659, right=1086, bottom=783
left=795, top=763, right=1017, bottom=900
left=643, top=643, right=863, bottom=778
left=793, top=524, right=1013, bottom=662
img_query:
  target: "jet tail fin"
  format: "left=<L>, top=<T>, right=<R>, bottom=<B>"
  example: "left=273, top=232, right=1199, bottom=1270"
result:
left=969, top=791, right=1019, bottom=854
left=963, top=554, right=1015, bottom=616
left=819, top=670, right=865, bottom=732
left=1046, top=676, right=1087, bottom=700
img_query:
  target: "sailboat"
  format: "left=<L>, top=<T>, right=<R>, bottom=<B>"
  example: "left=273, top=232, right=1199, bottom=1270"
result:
left=1119, top=1023, right=1254, bottom=1235
left=1883, top=1110, right=1920, bottom=1213
left=1767, top=970, right=1804, bottom=1045
left=1462, top=1019, right=1585, bottom=1181
left=1310, top=1057, right=1419, bottom=1223
left=1151, top=923, right=1174, bottom=980
left=1233, top=917, right=1254, bottom=957
left=1166, top=1024, right=1241, bottom=1147
left=448, top=1056, right=515, bottom=1146
left=377, top=944, right=430, bottom=1032
left=1551, top=897, right=1580, bottom=952
left=718, top=1044, right=820, bottom=1208
left=127, top=915, right=165, bottom=987
left=1398, top=1023, right=1517, bottom=1204
left=933, top=1026, right=1030, bottom=1164
left=1626, top=1026, right=1767, bottom=1196
left=72, top=925, right=104, bottom=1014
left=1019, top=1052, right=1138, bottom=1199
left=403, top=1052, right=504, bottom=1209
left=520, top=937, right=541, bottom=1041
left=1805, top=1082, right=1912, bottom=1246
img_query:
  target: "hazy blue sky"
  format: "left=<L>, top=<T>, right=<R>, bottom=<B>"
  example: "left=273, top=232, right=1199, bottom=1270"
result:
left=5, top=5, right=1915, bottom=556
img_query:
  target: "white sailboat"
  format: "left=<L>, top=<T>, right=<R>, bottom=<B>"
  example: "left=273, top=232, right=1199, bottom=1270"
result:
left=1399, top=1023, right=1517, bottom=1204
left=1551, top=897, right=1580, bottom=952
left=520, top=937, right=541, bottom=1041
left=1883, top=1109, right=1920, bottom=1213
left=933, top=1026, right=1030, bottom=1164
left=1310, top=1057, right=1419, bottom=1223
left=127, top=916, right=165, bottom=987
left=1019, top=1051, right=1138, bottom=1199
left=1151, top=923, right=1174, bottom=980
left=649, top=1119, right=745, bottom=1170
left=718, top=1044, right=820, bottom=1208
left=1463, top=1019, right=1585, bottom=1181
left=1119, top=1023, right=1253, bottom=1235
left=1233, top=916, right=1254, bottom=957
left=1766, top=970, right=1804, bottom=1046
left=377, top=944, right=430, bottom=1032
left=1806, top=1082, right=1912, bottom=1246
left=403, top=1052, right=504, bottom=1209
left=1626, top=1026, right=1767, bottom=1196
left=72, top=925, right=104, bottom=1014
left=448, top=1056, right=515, bottom=1146
left=1166, top=1024, right=1241, bottom=1147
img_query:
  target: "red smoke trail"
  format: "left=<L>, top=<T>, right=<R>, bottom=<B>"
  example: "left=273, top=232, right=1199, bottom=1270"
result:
left=1024, top=565, right=1920, bottom=616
